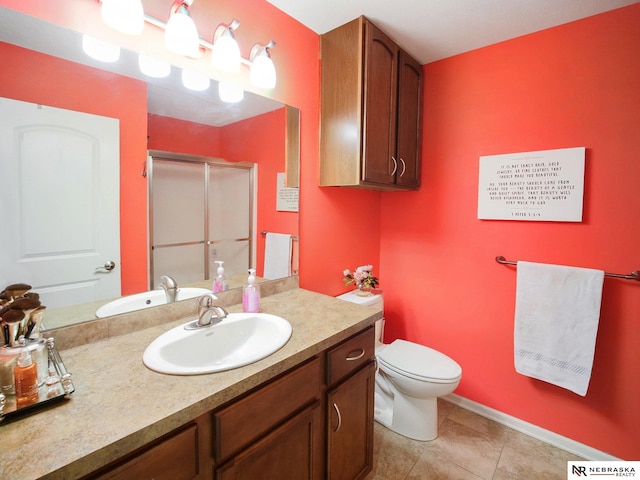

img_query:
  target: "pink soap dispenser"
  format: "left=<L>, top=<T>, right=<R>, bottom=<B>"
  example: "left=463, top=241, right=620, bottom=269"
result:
left=242, top=269, right=260, bottom=313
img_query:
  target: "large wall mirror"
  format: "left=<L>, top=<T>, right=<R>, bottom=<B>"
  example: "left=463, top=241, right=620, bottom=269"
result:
left=0, top=7, right=300, bottom=331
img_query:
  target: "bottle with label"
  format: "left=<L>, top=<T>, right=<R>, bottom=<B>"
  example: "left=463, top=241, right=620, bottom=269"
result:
left=212, top=261, right=229, bottom=293
left=14, top=347, right=39, bottom=407
left=242, top=269, right=260, bottom=313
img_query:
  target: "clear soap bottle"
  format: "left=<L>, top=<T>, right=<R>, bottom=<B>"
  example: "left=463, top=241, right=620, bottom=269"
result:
left=242, top=269, right=260, bottom=313
left=213, top=261, right=229, bottom=293
left=14, top=347, right=39, bottom=407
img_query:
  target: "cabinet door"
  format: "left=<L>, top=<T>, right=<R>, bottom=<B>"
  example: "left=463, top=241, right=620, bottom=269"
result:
left=88, top=421, right=207, bottom=480
left=396, top=50, right=422, bottom=188
left=216, top=402, right=324, bottom=480
left=327, top=362, right=375, bottom=480
left=362, top=22, right=398, bottom=186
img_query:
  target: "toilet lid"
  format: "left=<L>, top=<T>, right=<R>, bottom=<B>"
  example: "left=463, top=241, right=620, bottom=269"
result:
left=377, top=339, right=462, bottom=383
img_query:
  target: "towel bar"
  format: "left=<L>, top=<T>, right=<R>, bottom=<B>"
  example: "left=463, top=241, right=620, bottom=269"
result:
left=261, top=230, right=298, bottom=240
left=495, top=256, right=640, bottom=282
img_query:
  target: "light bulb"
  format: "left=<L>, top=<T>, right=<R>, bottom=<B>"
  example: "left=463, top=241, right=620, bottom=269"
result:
left=250, top=54, right=276, bottom=89
left=165, top=7, right=200, bottom=57
left=82, top=34, right=120, bottom=63
left=211, top=32, right=241, bottom=72
left=218, top=81, right=244, bottom=103
left=181, top=69, right=210, bottom=91
left=101, top=0, right=144, bottom=35
left=138, top=55, right=171, bottom=78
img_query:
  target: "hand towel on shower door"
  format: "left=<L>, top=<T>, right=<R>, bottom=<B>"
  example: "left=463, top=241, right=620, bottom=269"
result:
left=263, top=233, right=292, bottom=279
left=514, top=261, right=604, bottom=396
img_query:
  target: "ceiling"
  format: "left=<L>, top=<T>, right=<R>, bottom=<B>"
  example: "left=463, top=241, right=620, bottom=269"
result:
left=266, top=0, right=638, bottom=64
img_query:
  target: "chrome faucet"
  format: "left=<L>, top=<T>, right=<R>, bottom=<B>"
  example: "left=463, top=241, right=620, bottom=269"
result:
left=158, top=275, right=178, bottom=304
left=197, top=293, right=228, bottom=327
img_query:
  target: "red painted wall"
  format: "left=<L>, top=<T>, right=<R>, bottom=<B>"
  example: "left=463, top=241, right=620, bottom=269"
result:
left=4, top=0, right=637, bottom=460
left=379, top=5, right=640, bottom=459
left=0, top=42, right=148, bottom=296
left=147, top=114, right=221, bottom=155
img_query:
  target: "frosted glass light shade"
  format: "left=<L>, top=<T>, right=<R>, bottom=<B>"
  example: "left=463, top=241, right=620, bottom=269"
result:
left=181, top=69, right=210, bottom=91
left=101, top=0, right=144, bottom=35
left=82, top=34, right=120, bottom=63
left=250, top=55, right=276, bottom=89
left=218, top=81, right=244, bottom=103
left=165, top=10, right=200, bottom=57
left=211, top=34, right=241, bottom=73
left=138, top=55, right=171, bottom=78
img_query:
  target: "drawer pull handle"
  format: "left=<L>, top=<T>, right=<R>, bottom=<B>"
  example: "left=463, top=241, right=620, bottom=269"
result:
left=345, top=349, right=365, bottom=361
left=332, top=403, right=342, bottom=432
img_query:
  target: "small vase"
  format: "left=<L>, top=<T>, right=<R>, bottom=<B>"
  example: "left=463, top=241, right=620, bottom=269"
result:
left=355, top=286, right=372, bottom=297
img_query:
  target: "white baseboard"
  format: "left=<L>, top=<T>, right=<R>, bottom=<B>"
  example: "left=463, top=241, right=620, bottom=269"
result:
left=443, top=394, right=620, bottom=461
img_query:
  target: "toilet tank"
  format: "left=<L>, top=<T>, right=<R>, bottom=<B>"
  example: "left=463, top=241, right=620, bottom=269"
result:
left=336, top=290, right=384, bottom=345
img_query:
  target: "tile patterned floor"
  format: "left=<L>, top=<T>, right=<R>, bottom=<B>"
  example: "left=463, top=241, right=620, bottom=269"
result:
left=365, top=399, right=584, bottom=479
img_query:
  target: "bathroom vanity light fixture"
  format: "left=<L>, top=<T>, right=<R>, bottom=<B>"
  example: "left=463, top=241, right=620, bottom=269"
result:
left=100, top=0, right=144, bottom=35
left=218, top=81, right=244, bottom=103
left=211, top=20, right=241, bottom=72
left=82, top=34, right=120, bottom=62
left=181, top=69, right=210, bottom=91
left=138, top=54, right=171, bottom=78
left=95, top=0, right=278, bottom=89
left=164, top=0, right=200, bottom=57
left=249, top=41, right=277, bottom=89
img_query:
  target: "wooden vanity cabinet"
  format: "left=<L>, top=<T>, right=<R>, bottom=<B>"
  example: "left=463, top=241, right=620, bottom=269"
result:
left=82, top=327, right=375, bottom=480
left=320, top=16, right=422, bottom=190
left=326, top=327, right=376, bottom=480
left=212, top=357, right=324, bottom=479
left=85, top=414, right=212, bottom=480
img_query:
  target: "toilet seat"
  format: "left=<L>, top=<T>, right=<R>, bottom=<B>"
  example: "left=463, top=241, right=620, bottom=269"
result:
left=377, top=339, right=462, bottom=384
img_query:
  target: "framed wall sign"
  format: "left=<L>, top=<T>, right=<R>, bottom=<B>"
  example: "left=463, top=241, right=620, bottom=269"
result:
left=478, top=147, right=585, bottom=222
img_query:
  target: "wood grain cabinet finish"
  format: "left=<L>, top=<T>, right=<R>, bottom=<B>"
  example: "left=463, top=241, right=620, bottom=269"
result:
left=82, top=328, right=375, bottom=480
left=320, top=16, right=422, bottom=190
left=86, top=416, right=211, bottom=480
left=326, top=327, right=376, bottom=480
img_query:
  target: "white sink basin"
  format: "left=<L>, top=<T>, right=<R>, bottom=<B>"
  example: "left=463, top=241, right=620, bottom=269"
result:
left=142, top=313, right=292, bottom=375
left=96, top=288, right=213, bottom=318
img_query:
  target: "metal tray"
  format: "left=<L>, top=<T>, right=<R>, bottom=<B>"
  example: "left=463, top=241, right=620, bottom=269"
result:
left=0, top=337, right=74, bottom=421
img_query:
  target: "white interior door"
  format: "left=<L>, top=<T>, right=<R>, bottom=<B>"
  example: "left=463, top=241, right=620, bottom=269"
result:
left=0, top=97, right=120, bottom=309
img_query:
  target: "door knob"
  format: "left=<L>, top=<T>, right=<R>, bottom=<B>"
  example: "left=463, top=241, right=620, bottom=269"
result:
left=95, top=261, right=116, bottom=273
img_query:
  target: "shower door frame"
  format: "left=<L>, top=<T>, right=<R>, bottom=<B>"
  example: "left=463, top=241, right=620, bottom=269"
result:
left=147, top=150, right=256, bottom=289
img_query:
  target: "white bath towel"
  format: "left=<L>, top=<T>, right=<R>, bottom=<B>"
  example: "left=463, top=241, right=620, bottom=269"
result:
left=514, top=261, right=604, bottom=396
left=263, top=233, right=292, bottom=279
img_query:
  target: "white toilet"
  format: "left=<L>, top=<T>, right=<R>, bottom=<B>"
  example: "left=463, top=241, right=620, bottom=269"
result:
left=338, top=290, right=462, bottom=441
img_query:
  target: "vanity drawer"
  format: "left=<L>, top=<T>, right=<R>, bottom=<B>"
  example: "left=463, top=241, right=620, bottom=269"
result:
left=326, top=327, right=375, bottom=386
left=213, top=356, right=322, bottom=462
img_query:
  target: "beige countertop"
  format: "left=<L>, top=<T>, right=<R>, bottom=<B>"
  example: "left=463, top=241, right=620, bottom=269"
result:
left=0, top=287, right=380, bottom=480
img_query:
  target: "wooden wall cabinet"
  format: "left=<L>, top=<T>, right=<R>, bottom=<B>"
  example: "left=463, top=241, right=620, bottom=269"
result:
left=320, top=16, right=422, bottom=190
left=84, top=327, right=375, bottom=480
